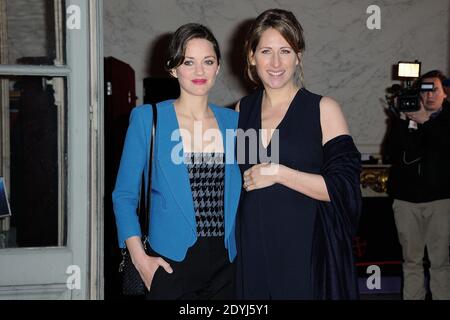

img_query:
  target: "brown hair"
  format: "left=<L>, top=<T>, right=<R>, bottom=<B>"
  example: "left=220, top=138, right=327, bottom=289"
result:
left=244, top=9, right=306, bottom=87
left=166, top=23, right=221, bottom=72
left=419, top=69, right=447, bottom=86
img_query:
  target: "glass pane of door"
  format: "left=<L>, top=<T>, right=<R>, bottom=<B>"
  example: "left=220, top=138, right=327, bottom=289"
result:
left=0, top=75, right=66, bottom=248
left=0, top=0, right=66, bottom=65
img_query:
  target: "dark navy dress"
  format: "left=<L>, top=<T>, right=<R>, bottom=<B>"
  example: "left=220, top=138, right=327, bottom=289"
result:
left=236, top=88, right=323, bottom=299
left=236, top=88, right=362, bottom=300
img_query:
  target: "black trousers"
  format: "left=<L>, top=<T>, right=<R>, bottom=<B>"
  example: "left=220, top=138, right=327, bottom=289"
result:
left=145, top=236, right=235, bottom=300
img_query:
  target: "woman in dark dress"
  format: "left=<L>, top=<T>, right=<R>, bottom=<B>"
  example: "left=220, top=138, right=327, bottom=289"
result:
left=235, top=9, right=362, bottom=299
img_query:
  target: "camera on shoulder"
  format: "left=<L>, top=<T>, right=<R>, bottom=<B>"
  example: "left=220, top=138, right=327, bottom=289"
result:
left=386, top=61, right=434, bottom=113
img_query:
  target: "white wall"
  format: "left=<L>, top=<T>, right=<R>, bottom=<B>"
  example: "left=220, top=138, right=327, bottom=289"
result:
left=104, top=0, right=449, bottom=153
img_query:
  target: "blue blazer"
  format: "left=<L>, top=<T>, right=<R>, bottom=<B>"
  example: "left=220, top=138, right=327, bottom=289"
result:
left=112, top=100, right=242, bottom=262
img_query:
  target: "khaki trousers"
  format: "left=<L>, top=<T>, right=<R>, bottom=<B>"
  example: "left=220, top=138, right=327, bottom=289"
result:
left=393, top=199, right=450, bottom=300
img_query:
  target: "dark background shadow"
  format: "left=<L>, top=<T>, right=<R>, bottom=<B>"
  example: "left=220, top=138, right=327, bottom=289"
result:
left=146, top=33, right=172, bottom=77
left=144, top=33, right=180, bottom=104
left=226, top=19, right=255, bottom=107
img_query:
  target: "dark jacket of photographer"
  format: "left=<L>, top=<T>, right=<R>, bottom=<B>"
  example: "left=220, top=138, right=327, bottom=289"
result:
left=386, top=105, right=450, bottom=202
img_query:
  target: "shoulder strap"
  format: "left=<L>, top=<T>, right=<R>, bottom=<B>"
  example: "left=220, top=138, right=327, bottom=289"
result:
left=140, top=103, right=157, bottom=238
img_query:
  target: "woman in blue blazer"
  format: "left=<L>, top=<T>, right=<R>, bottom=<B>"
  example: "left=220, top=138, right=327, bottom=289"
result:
left=112, top=23, right=241, bottom=299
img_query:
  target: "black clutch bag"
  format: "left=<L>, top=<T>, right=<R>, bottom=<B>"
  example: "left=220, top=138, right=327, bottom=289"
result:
left=119, top=103, right=157, bottom=296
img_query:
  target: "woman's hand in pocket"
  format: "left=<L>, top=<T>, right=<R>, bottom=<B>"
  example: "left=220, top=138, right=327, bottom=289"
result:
left=134, top=254, right=173, bottom=290
left=125, top=236, right=173, bottom=290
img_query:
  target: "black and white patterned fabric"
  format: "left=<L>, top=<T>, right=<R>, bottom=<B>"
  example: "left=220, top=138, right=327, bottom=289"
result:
left=185, top=152, right=225, bottom=237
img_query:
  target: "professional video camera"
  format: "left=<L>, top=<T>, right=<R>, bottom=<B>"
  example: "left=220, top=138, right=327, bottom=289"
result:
left=386, top=61, right=434, bottom=114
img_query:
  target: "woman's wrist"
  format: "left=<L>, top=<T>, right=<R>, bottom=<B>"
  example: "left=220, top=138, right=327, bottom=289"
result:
left=126, top=236, right=147, bottom=262
left=276, top=164, right=290, bottom=185
left=130, top=249, right=148, bottom=266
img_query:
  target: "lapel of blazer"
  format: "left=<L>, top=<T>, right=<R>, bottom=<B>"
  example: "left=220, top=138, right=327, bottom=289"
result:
left=156, top=101, right=237, bottom=241
left=156, top=100, right=196, bottom=234
left=209, top=105, right=235, bottom=243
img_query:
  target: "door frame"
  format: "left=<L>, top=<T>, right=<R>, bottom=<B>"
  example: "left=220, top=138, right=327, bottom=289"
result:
left=0, top=0, right=104, bottom=300
left=88, top=0, right=104, bottom=300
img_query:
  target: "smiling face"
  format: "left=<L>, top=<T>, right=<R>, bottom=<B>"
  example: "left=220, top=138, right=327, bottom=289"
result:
left=421, top=77, right=447, bottom=112
left=171, top=38, right=220, bottom=98
left=250, top=28, right=300, bottom=90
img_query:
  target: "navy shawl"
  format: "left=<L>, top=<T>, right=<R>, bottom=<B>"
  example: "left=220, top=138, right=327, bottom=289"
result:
left=312, top=134, right=362, bottom=299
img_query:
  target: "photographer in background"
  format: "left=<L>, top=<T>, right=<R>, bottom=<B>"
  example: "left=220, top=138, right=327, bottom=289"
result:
left=386, top=70, right=450, bottom=300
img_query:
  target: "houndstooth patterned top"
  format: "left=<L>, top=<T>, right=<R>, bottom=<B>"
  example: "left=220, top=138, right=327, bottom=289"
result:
left=185, top=152, right=225, bottom=237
